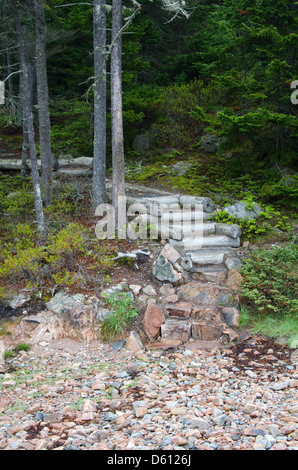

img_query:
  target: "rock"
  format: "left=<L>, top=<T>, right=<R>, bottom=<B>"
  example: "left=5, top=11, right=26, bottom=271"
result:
left=221, top=307, right=240, bottom=327
left=221, top=328, right=240, bottom=344
left=172, top=161, right=192, bottom=176
left=111, top=340, right=126, bottom=351
left=80, top=399, right=98, bottom=421
left=9, top=293, right=31, bottom=309
left=190, top=417, right=211, bottom=432
left=143, top=304, right=165, bottom=340
left=271, top=379, right=290, bottom=391
left=159, top=284, right=175, bottom=297
left=133, top=401, right=148, bottom=418
left=226, top=269, right=243, bottom=291
left=11, top=292, right=101, bottom=344
left=46, top=292, right=86, bottom=315
left=180, top=255, right=193, bottom=271
left=152, top=255, right=182, bottom=283
left=192, top=268, right=227, bottom=284
left=142, top=285, right=157, bottom=296
left=161, top=320, right=191, bottom=343
left=178, top=282, right=232, bottom=307
left=213, top=414, right=227, bottom=426
left=201, top=132, right=222, bottom=153
left=129, top=284, right=142, bottom=295
left=224, top=256, right=242, bottom=270
left=125, top=331, right=144, bottom=354
left=11, top=312, right=66, bottom=345
left=191, top=321, right=225, bottom=341
left=165, top=302, right=192, bottom=319
left=161, top=294, right=179, bottom=305
left=146, top=339, right=182, bottom=350
left=159, top=244, right=181, bottom=263
left=96, top=308, right=114, bottom=322
left=101, top=282, right=127, bottom=297
left=191, top=306, right=221, bottom=322
left=224, top=201, right=263, bottom=220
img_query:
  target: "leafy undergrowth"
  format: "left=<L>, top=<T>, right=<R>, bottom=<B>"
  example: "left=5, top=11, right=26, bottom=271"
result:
left=239, top=243, right=298, bottom=345
left=0, top=176, right=152, bottom=307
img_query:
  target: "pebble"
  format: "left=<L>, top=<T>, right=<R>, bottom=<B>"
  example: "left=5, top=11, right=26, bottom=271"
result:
left=0, top=339, right=297, bottom=451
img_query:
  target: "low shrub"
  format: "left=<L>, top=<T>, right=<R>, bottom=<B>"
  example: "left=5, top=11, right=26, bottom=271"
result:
left=240, top=242, right=298, bottom=317
left=213, top=200, right=292, bottom=240
left=100, top=292, right=139, bottom=340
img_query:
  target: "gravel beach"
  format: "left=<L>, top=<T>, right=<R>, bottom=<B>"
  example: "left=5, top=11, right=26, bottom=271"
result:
left=0, top=336, right=297, bottom=451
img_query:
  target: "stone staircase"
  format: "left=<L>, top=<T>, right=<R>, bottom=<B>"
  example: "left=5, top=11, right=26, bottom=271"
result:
left=0, top=154, right=244, bottom=347
left=127, top=194, right=243, bottom=347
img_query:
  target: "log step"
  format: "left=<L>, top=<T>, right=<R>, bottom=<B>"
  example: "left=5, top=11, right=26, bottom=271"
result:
left=170, top=235, right=241, bottom=250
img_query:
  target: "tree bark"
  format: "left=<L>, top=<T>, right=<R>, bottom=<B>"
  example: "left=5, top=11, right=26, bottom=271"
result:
left=111, top=0, right=126, bottom=224
left=34, top=0, right=53, bottom=207
left=92, top=0, right=107, bottom=209
left=12, top=0, right=45, bottom=233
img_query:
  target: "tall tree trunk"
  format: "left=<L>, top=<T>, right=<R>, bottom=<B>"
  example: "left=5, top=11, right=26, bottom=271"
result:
left=19, top=69, right=28, bottom=177
left=34, top=0, right=53, bottom=207
left=92, top=0, right=107, bottom=209
left=111, top=0, right=126, bottom=235
left=12, top=0, right=45, bottom=233
left=6, top=53, right=14, bottom=99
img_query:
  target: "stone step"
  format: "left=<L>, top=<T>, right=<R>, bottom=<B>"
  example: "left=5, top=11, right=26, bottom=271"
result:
left=0, top=157, right=93, bottom=172
left=188, top=251, right=227, bottom=265
left=55, top=167, right=93, bottom=177
left=177, top=281, right=233, bottom=307
left=161, top=210, right=213, bottom=222
left=0, top=159, right=41, bottom=170
left=127, top=194, right=215, bottom=214
left=169, top=222, right=215, bottom=240
left=170, top=235, right=241, bottom=250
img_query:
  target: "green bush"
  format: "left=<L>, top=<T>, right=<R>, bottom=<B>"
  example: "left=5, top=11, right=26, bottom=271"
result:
left=149, top=79, right=216, bottom=149
left=50, top=98, right=93, bottom=157
left=240, top=243, right=298, bottom=317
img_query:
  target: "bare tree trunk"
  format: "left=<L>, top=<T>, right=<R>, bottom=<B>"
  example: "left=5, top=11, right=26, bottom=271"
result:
left=12, top=0, right=45, bottom=233
left=19, top=69, right=28, bottom=177
left=92, top=0, right=107, bottom=209
left=34, top=0, right=53, bottom=207
left=6, top=53, right=14, bottom=98
left=21, top=113, right=28, bottom=177
left=111, top=0, right=126, bottom=221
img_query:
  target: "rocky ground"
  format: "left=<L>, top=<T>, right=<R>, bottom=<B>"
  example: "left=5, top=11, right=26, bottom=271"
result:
left=0, top=334, right=297, bottom=451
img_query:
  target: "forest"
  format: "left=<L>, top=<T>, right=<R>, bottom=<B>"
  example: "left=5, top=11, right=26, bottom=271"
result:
left=0, top=0, right=297, bottom=344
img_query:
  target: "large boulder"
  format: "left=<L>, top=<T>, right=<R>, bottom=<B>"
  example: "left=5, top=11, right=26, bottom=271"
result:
left=10, top=292, right=103, bottom=345
left=177, top=282, right=232, bottom=307
left=152, top=255, right=182, bottom=283
left=152, top=244, right=183, bottom=283
left=143, top=304, right=165, bottom=340
left=224, top=201, right=263, bottom=220
left=172, top=161, right=192, bottom=176
left=201, top=132, right=222, bottom=153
